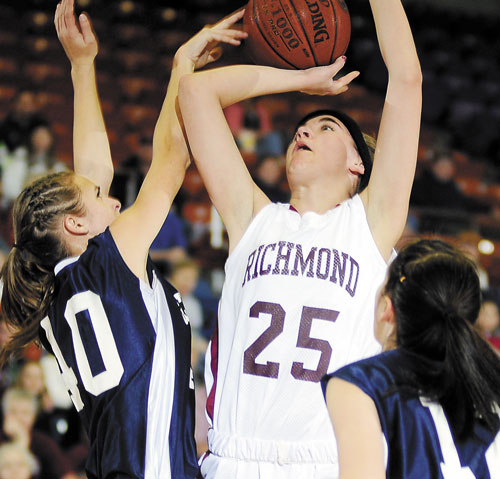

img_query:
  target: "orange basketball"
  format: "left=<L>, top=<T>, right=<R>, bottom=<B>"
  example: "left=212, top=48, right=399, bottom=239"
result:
left=243, top=0, right=351, bottom=69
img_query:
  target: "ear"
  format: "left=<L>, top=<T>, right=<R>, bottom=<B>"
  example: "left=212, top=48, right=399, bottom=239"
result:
left=378, top=295, right=397, bottom=351
left=380, top=295, right=396, bottom=325
left=63, top=214, right=89, bottom=236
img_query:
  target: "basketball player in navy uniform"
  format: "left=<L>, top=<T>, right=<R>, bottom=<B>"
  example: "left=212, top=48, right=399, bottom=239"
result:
left=178, top=0, right=421, bottom=477
left=324, top=239, right=500, bottom=478
left=0, top=1, right=247, bottom=478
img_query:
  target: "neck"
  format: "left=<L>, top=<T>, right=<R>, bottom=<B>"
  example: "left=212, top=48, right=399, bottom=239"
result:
left=66, top=235, right=89, bottom=257
left=382, top=337, right=398, bottom=352
left=289, top=184, right=351, bottom=215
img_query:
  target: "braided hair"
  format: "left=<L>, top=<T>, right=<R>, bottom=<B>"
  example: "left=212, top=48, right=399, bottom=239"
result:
left=384, top=239, right=500, bottom=438
left=0, top=171, right=84, bottom=366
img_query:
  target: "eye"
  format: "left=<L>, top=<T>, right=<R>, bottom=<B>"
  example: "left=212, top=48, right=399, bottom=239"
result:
left=96, top=186, right=101, bottom=198
left=322, top=124, right=334, bottom=131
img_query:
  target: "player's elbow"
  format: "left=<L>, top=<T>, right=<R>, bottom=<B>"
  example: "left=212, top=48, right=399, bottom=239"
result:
left=390, top=65, right=422, bottom=88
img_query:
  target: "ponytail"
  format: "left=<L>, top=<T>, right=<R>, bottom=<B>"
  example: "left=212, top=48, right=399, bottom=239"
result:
left=0, top=172, right=83, bottom=367
left=386, top=239, right=500, bottom=438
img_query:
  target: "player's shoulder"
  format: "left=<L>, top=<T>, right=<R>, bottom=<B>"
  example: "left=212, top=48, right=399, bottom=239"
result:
left=56, top=229, right=134, bottom=289
left=334, top=350, right=401, bottom=390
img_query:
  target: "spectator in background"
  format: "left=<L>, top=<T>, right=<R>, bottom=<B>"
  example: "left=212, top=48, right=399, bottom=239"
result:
left=1, top=147, right=29, bottom=209
left=15, top=360, right=87, bottom=460
left=0, top=92, right=46, bottom=154
left=168, top=259, right=204, bottom=337
left=411, top=149, right=490, bottom=233
left=15, top=362, right=51, bottom=413
left=476, top=296, right=500, bottom=353
left=0, top=442, right=38, bottom=479
left=0, top=242, right=8, bottom=269
left=0, top=388, right=77, bottom=478
left=2, top=124, right=67, bottom=209
left=255, top=111, right=291, bottom=160
left=0, top=318, right=16, bottom=396
left=149, top=209, right=188, bottom=267
left=457, top=229, right=489, bottom=291
left=224, top=99, right=271, bottom=139
left=26, top=125, right=67, bottom=182
left=252, top=154, right=289, bottom=203
left=110, top=135, right=151, bottom=209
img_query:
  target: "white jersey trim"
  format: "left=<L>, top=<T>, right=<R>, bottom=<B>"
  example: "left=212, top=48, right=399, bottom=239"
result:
left=143, top=271, right=176, bottom=479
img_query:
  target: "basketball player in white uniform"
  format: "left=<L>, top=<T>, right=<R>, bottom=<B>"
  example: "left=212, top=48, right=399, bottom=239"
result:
left=178, top=0, right=422, bottom=476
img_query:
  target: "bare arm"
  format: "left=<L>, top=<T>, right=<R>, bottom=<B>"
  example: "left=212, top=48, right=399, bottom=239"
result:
left=326, top=378, right=386, bottom=479
left=110, top=11, right=248, bottom=279
left=360, top=0, right=422, bottom=261
left=178, top=58, right=359, bottom=251
left=55, top=0, right=113, bottom=193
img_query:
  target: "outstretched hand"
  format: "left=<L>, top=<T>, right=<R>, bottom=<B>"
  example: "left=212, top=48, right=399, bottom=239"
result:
left=300, top=56, right=360, bottom=96
left=55, top=0, right=98, bottom=67
left=176, top=8, right=248, bottom=70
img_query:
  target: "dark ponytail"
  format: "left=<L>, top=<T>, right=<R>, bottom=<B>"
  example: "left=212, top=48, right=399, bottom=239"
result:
left=385, top=239, right=500, bottom=438
left=0, top=172, right=84, bottom=366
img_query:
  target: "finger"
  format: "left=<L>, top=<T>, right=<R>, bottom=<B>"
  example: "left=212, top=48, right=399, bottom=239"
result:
left=79, top=12, right=95, bottom=44
left=60, top=0, right=69, bottom=32
left=65, top=0, right=80, bottom=36
left=206, top=30, right=247, bottom=46
left=57, top=0, right=66, bottom=35
left=61, top=0, right=71, bottom=33
left=327, top=55, right=348, bottom=74
left=218, top=28, right=248, bottom=40
left=54, top=3, right=62, bottom=34
left=60, top=0, right=72, bottom=37
left=214, top=7, right=245, bottom=30
left=337, top=70, right=360, bottom=86
left=54, top=3, right=61, bottom=31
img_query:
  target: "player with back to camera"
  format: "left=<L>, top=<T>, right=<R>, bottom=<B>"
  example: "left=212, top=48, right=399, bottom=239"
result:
left=178, top=0, right=421, bottom=477
left=323, top=238, right=500, bottom=478
left=0, top=0, right=247, bottom=477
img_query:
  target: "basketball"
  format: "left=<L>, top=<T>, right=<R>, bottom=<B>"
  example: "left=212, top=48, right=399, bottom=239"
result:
left=243, top=0, right=351, bottom=69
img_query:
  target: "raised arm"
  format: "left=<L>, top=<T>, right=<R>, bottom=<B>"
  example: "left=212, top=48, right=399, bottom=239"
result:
left=55, top=0, right=113, bottom=193
left=360, top=0, right=422, bottom=261
left=109, top=11, right=248, bottom=280
left=178, top=58, right=359, bottom=251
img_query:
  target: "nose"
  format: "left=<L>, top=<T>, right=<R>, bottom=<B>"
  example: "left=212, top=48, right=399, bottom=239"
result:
left=295, top=125, right=311, bottom=141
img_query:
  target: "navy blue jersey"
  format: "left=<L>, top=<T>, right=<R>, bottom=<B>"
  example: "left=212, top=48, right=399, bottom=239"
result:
left=39, top=229, right=198, bottom=479
left=323, top=350, right=500, bottom=479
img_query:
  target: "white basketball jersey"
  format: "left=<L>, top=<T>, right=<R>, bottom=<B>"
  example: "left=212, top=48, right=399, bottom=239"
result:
left=205, top=195, right=387, bottom=469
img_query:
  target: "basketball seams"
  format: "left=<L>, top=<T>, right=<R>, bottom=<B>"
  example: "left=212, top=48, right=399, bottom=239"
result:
left=288, top=0, right=318, bottom=67
left=251, top=0, right=298, bottom=69
left=328, top=0, right=339, bottom=64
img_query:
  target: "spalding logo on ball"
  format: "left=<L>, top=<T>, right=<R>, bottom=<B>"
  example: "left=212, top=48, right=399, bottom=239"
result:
left=243, top=0, right=351, bottom=69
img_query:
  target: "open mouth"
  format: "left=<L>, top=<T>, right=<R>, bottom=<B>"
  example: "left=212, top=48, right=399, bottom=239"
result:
left=295, top=142, right=311, bottom=152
